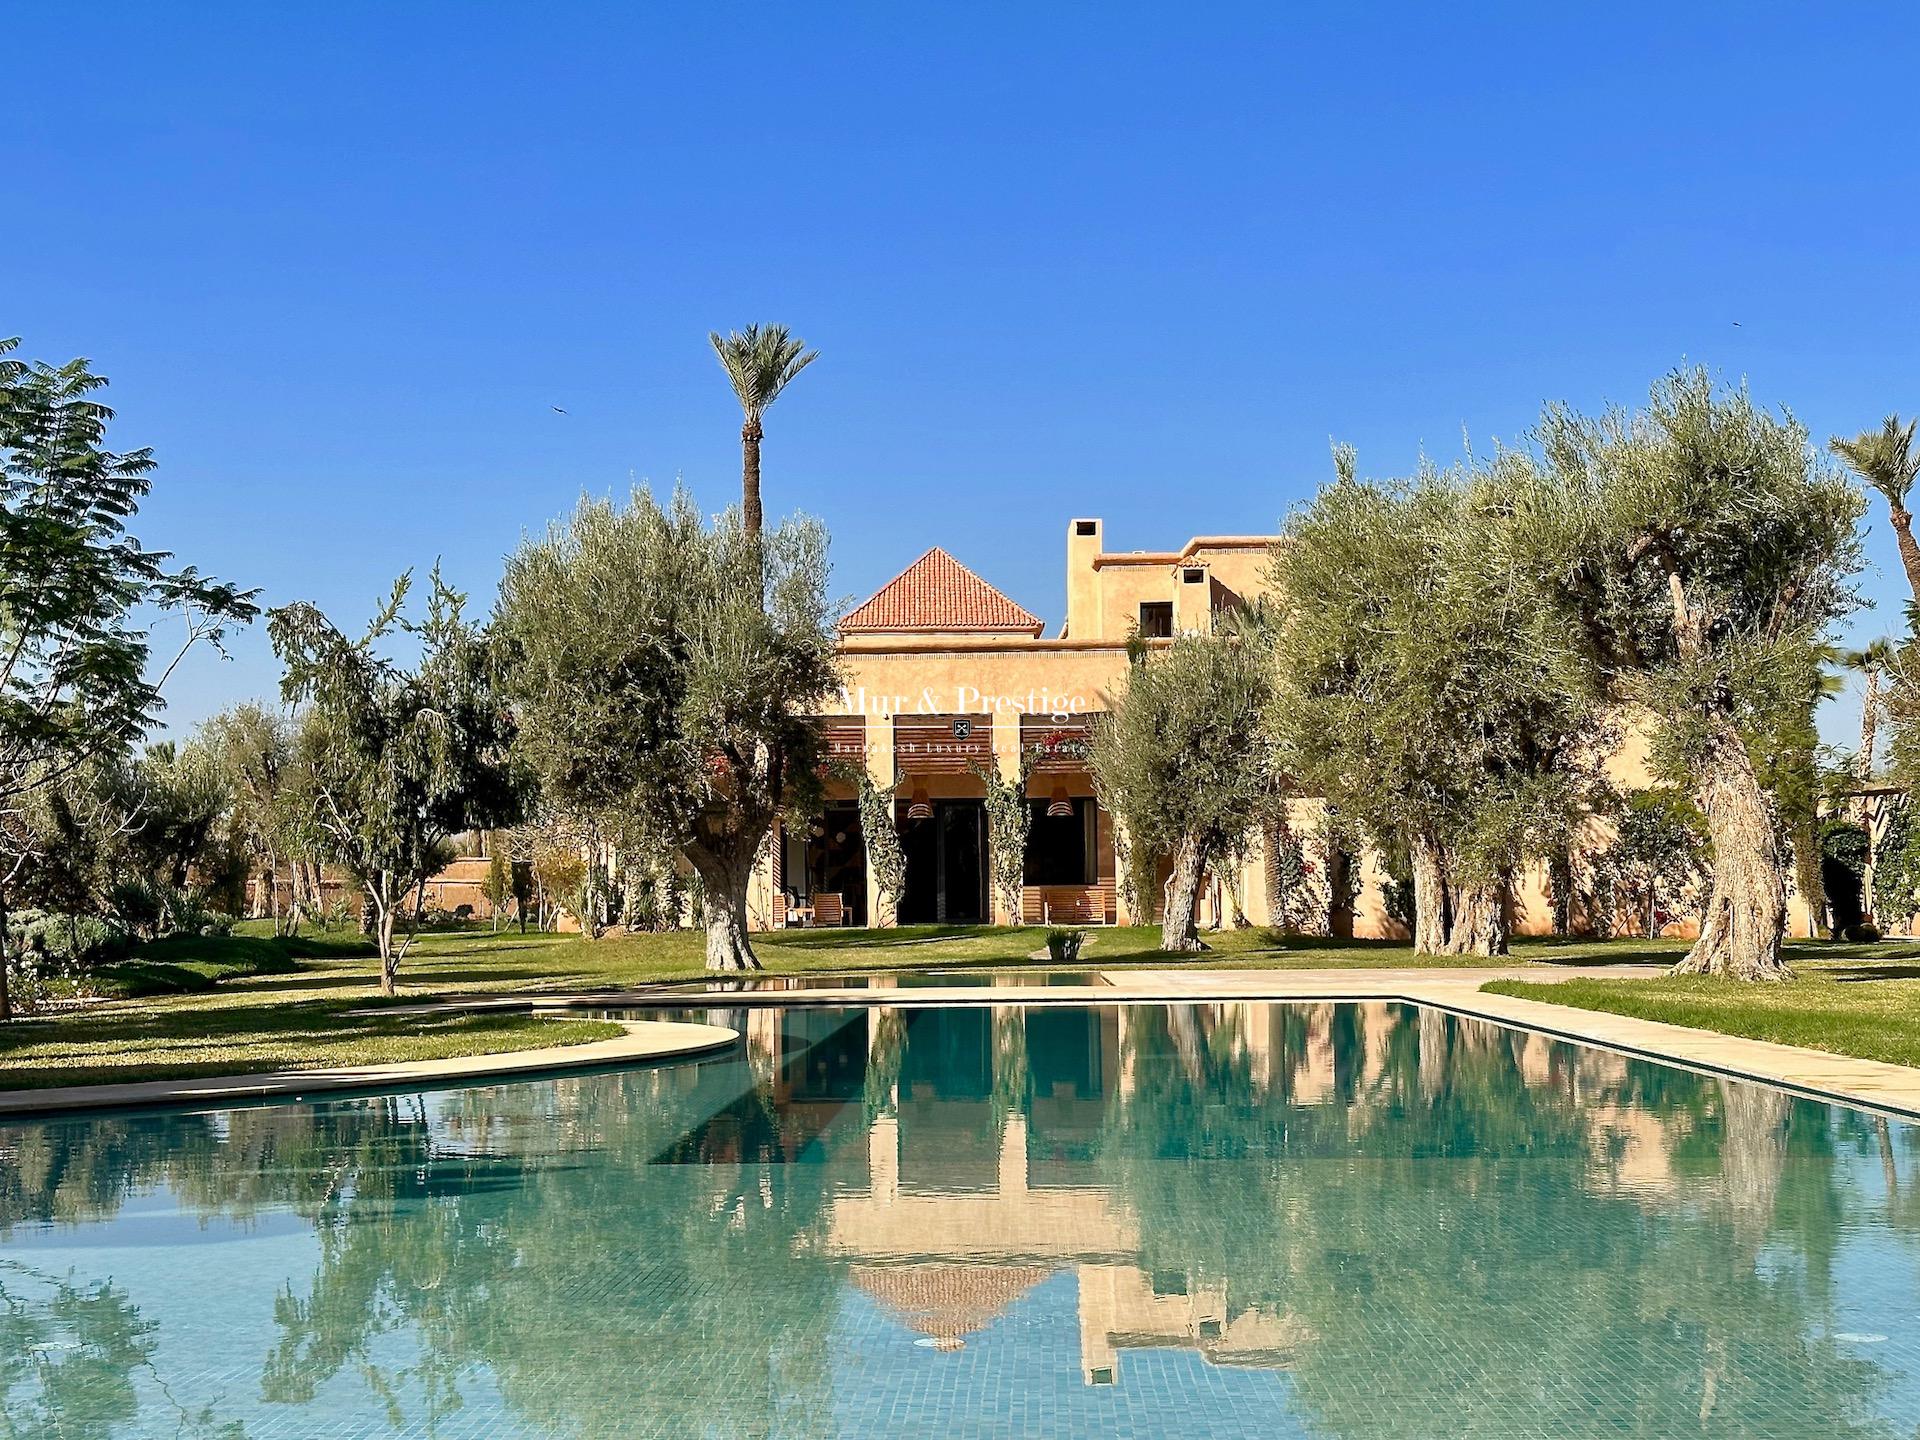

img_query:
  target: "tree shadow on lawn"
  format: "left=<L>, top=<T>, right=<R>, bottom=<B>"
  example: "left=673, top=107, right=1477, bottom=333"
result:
left=1818, top=964, right=1920, bottom=983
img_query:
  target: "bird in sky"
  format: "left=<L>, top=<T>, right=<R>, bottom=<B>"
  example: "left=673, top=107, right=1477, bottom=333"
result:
left=551, top=405, right=569, bottom=414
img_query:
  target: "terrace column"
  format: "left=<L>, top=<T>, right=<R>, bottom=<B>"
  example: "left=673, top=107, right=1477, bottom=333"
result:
left=991, top=716, right=1025, bottom=926
left=865, top=722, right=896, bottom=927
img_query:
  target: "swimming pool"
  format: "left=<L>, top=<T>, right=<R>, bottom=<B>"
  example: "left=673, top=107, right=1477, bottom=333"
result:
left=3, top=1001, right=1916, bottom=1437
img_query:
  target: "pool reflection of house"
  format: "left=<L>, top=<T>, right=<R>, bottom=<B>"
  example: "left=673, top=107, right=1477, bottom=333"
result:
left=745, top=1001, right=1330, bottom=1385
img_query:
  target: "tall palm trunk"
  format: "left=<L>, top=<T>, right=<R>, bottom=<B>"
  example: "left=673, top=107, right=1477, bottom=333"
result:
left=1888, top=503, right=1920, bottom=603
left=1859, top=667, right=1882, bottom=785
left=740, top=417, right=763, bottom=535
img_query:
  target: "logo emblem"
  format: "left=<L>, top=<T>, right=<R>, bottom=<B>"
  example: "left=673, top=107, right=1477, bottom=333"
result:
left=951, top=717, right=974, bottom=740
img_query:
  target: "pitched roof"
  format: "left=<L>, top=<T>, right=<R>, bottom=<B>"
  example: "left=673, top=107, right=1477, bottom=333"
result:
left=842, top=547, right=1044, bottom=635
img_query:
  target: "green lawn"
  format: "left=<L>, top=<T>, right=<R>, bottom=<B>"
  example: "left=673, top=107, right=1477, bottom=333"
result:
left=1487, top=950, right=1920, bottom=1070
left=6, top=919, right=1920, bottom=1093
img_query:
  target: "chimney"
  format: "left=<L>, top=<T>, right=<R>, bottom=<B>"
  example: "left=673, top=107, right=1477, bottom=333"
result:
left=1173, top=559, right=1211, bottom=634
left=1065, top=518, right=1103, bottom=639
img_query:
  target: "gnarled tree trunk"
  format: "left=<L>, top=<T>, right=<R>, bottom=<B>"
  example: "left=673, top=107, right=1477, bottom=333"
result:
left=1160, top=832, right=1209, bottom=953
left=1673, top=717, right=1789, bottom=979
left=688, top=837, right=762, bottom=971
left=1443, top=876, right=1510, bottom=956
left=1408, top=831, right=1451, bottom=955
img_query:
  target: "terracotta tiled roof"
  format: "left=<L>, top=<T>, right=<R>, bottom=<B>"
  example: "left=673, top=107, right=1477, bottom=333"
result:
left=842, top=547, right=1044, bottom=635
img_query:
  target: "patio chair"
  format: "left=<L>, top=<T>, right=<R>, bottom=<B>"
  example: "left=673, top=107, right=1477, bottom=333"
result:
left=811, top=892, right=846, bottom=927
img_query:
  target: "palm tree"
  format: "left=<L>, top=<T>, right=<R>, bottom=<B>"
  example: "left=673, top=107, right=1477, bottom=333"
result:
left=1830, top=415, right=1920, bottom=603
left=708, top=325, right=818, bottom=535
left=1842, top=637, right=1898, bottom=784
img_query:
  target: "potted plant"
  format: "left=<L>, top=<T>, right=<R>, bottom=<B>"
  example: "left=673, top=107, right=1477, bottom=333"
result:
left=1046, top=927, right=1087, bottom=963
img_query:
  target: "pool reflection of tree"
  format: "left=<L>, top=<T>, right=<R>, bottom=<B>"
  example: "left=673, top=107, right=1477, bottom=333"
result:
left=2, top=1002, right=1918, bottom=1438
left=1102, top=1004, right=1890, bottom=1437
left=0, top=1262, right=245, bottom=1440
left=257, top=1063, right=851, bottom=1438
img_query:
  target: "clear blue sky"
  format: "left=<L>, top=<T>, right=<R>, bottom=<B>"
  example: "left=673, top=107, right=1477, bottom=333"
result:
left=7, top=3, right=1916, bottom=746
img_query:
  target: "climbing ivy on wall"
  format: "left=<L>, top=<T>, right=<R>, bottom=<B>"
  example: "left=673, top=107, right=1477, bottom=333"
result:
left=854, top=768, right=908, bottom=926
left=971, top=751, right=1038, bottom=923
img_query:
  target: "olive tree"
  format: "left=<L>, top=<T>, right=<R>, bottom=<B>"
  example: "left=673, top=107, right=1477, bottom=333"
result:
left=270, top=570, right=519, bottom=993
left=0, top=340, right=256, bottom=1019
left=1508, top=369, right=1863, bottom=979
left=494, top=489, right=838, bottom=971
left=1091, top=622, right=1286, bottom=952
left=196, top=701, right=303, bottom=930
left=1270, top=453, right=1608, bottom=956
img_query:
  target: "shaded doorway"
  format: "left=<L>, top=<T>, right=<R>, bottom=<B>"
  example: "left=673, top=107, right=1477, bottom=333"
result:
left=780, top=803, right=867, bottom=925
left=898, top=799, right=988, bottom=923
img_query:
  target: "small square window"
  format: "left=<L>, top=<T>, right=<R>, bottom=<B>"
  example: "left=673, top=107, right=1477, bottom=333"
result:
left=1138, top=602, right=1173, bottom=638
left=1182, top=566, right=1205, bottom=584
left=1074, top=520, right=1098, bottom=537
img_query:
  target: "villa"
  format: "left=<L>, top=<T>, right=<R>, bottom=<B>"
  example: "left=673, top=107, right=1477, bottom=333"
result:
left=758, top=519, right=1818, bottom=941
left=754, top=520, right=1282, bottom=933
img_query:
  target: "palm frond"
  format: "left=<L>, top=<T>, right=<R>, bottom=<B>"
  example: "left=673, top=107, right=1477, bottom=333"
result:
left=1829, top=413, right=1919, bottom=507
left=708, top=324, right=819, bottom=420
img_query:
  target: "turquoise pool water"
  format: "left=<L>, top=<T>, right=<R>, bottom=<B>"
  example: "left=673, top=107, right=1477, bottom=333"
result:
left=3, top=1001, right=1919, bottom=1437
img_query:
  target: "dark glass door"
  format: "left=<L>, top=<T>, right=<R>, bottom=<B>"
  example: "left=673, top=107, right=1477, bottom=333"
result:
left=939, top=801, right=986, bottom=922
left=896, top=799, right=987, bottom=924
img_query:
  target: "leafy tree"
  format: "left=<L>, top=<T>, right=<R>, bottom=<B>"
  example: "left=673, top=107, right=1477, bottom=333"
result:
left=708, top=324, right=818, bottom=537
left=1872, top=798, right=1920, bottom=931
left=1091, top=622, right=1286, bottom=952
left=1594, top=786, right=1709, bottom=938
left=196, top=701, right=297, bottom=927
left=1750, top=647, right=1846, bottom=939
left=1509, top=369, right=1863, bottom=978
left=269, top=569, right=518, bottom=993
left=481, top=837, right=512, bottom=931
left=0, top=340, right=255, bottom=1018
left=1829, top=414, right=1920, bottom=602
left=1271, top=453, right=1608, bottom=955
left=495, top=488, right=839, bottom=970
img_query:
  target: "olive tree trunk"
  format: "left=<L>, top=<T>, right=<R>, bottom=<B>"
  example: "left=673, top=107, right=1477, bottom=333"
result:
left=1443, top=876, right=1511, bottom=957
left=1673, top=718, right=1789, bottom=980
left=1160, top=832, right=1209, bottom=953
left=366, top=870, right=405, bottom=996
left=688, top=839, right=762, bottom=971
left=1408, top=831, right=1451, bottom=955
